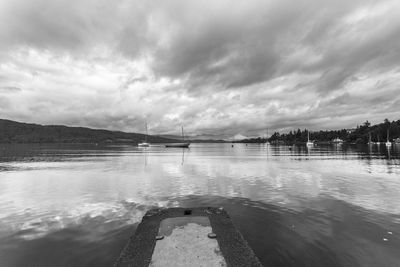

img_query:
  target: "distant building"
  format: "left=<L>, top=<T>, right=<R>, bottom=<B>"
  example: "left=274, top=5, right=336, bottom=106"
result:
left=346, top=128, right=356, bottom=133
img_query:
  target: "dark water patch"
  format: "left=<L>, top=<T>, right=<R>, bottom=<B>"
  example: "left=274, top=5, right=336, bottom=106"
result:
left=166, top=195, right=400, bottom=267
left=0, top=225, right=134, bottom=267
left=0, top=143, right=134, bottom=163
left=0, top=208, right=141, bottom=267
left=1, top=195, right=399, bottom=266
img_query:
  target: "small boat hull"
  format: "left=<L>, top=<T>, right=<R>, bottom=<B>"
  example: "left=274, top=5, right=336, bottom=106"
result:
left=138, top=142, right=150, bottom=147
left=165, top=143, right=190, bottom=148
left=332, top=138, right=344, bottom=144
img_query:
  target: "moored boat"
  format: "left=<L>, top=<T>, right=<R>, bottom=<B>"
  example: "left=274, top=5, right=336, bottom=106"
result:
left=138, top=123, right=150, bottom=147
left=166, top=126, right=190, bottom=148
left=165, top=143, right=190, bottom=148
left=306, top=130, right=314, bottom=146
left=367, top=132, right=374, bottom=145
left=332, top=137, right=343, bottom=144
left=138, top=142, right=150, bottom=147
left=386, top=129, right=392, bottom=147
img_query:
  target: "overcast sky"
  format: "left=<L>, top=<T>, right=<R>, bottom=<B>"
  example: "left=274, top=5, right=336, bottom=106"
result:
left=1, top=0, right=399, bottom=139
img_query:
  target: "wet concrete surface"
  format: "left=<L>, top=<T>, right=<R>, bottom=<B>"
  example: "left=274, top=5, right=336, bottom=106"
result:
left=114, top=207, right=262, bottom=267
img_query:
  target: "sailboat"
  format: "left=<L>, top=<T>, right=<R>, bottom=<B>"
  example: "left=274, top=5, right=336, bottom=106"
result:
left=376, top=134, right=381, bottom=145
left=367, top=132, right=374, bottom=145
left=265, top=128, right=270, bottom=145
left=386, top=129, right=392, bottom=147
left=306, top=130, right=314, bottom=146
left=165, top=126, right=190, bottom=148
left=332, top=137, right=343, bottom=144
left=138, top=123, right=150, bottom=147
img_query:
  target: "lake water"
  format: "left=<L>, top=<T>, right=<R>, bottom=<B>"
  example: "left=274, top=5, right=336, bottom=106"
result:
left=0, top=143, right=399, bottom=266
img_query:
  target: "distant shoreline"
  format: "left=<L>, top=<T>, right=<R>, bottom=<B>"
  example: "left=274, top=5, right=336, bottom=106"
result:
left=2, top=118, right=399, bottom=145
left=236, top=119, right=400, bottom=145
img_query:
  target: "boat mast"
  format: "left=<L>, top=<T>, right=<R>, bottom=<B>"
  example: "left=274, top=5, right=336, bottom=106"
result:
left=145, top=122, right=148, bottom=142
left=181, top=126, right=184, bottom=141
left=387, top=129, right=390, bottom=142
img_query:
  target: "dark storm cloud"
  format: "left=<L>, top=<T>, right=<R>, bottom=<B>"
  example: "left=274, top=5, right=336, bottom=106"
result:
left=0, top=0, right=150, bottom=58
left=150, top=1, right=288, bottom=88
left=149, top=0, right=391, bottom=90
left=1, top=0, right=398, bottom=89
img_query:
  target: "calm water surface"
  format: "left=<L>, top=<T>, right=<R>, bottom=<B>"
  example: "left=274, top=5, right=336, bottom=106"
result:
left=0, top=143, right=400, bottom=266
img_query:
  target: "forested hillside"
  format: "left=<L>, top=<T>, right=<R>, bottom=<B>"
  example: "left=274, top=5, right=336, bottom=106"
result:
left=0, top=119, right=177, bottom=143
left=238, top=119, right=400, bottom=144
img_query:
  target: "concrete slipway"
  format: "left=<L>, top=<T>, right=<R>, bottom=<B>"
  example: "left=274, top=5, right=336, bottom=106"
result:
left=115, top=207, right=262, bottom=267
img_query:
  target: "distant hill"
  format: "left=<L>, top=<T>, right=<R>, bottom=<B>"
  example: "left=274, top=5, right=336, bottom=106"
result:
left=189, top=139, right=228, bottom=143
left=0, top=119, right=178, bottom=144
left=158, top=134, right=183, bottom=140
left=158, top=134, right=227, bottom=143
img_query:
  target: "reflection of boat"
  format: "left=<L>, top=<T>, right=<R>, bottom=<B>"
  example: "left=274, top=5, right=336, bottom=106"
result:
left=386, top=129, right=392, bottom=147
left=115, top=207, right=262, bottom=267
left=306, top=131, right=313, bottom=146
left=138, top=123, right=150, bottom=147
left=332, top=137, right=343, bottom=144
left=165, top=126, right=190, bottom=148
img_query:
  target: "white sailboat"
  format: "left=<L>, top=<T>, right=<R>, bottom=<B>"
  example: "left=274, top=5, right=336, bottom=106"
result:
left=367, top=132, right=374, bottom=145
left=165, top=126, right=190, bottom=148
left=386, top=129, right=392, bottom=147
left=376, top=134, right=381, bottom=145
left=332, top=137, right=343, bottom=144
left=265, top=128, right=270, bottom=145
left=306, top=130, right=314, bottom=146
left=138, top=123, right=150, bottom=147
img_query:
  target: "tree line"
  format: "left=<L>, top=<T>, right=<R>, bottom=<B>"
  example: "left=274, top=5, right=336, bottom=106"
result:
left=237, top=119, right=400, bottom=144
